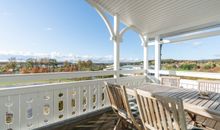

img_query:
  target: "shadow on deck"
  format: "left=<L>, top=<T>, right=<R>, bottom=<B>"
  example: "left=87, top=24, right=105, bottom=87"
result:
left=36, top=109, right=219, bottom=130
left=37, top=110, right=118, bottom=130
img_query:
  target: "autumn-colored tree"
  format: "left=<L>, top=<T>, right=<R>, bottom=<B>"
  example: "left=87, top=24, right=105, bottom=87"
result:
left=31, top=67, right=40, bottom=73
left=20, top=67, right=29, bottom=74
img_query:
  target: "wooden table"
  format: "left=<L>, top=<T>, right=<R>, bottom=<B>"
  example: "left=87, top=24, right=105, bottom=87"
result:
left=126, top=83, right=220, bottom=123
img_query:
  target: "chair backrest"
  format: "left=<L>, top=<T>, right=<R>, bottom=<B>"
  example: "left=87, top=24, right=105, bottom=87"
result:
left=104, top=82, right=137, bottom=123
left=161, top=76, right=180, bottom=88
left=198, top=80, right=220, bottom=93
left=135, top=89, right=187, bottom=130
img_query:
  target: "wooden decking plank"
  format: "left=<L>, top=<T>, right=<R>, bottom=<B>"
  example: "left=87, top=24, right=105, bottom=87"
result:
left=203, top=118, right=217, bottom=129
left=214, top=121, right=220, bottom=129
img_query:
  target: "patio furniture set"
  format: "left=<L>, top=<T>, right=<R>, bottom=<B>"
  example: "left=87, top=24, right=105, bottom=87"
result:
left=105, top=76, right=220, bottom=130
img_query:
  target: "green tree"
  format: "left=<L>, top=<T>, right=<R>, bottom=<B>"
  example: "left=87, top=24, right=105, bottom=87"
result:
left=25, top=58, right=35, bottom=69
left=179, top=63, right=197, bottom=70
left=5, top=57, right=17, bottom=72
left=49, top=59, right=58, bottom=68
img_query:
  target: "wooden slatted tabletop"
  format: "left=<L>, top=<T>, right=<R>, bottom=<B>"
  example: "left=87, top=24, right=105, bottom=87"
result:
left=126, top=83, right=220, bottom=122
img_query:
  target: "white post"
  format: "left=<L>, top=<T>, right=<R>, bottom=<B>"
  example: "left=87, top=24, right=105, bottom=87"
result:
left=89, top=2, right=121, bottom=79
left=113, top=14, right=120, bottom=78
left=155, top=36, right=161, bottom=81
left=142, top=36, right=148, bottom=76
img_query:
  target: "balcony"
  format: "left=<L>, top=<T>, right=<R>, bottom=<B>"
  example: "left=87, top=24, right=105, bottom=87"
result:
left=1, top=0, right=220, bottom=130
left=1, top=69, right=220, bottom=130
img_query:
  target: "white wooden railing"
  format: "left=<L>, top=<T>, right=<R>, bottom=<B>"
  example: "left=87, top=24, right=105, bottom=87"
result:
left=148, top=69, right=220, bottom=89
left=1, top=69, right=219, bottom=130
left=0, top=70, right=146, bottom=130
left=148, top=69, right=220, bottom=80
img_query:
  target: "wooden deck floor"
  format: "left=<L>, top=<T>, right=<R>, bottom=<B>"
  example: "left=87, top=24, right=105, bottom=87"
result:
left=37, top=110, right=218, bottom=130
left=39, top=111, right=118, bottom=130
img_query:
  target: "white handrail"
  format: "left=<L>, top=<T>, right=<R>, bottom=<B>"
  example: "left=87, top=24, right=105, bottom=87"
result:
left=0, top=70, right=145, bottom=83
left=0, top=70, right=115, bottom=83
left=148, top=69, right=220, bottom=80
left=0, top=75, right=146, bottom=130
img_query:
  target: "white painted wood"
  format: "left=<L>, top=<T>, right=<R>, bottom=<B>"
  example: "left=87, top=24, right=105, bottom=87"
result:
left=0, top=95, right=20, bottom=130
left=20, top=93, right=39, bottom=129
left=67, top=86, right=80, bottom=118
left=154, top=36, right=161, bottom=80
left=142, top=35, right=149, bottom=76
left=87, top=0, right=220, bottom=39
left=38, top=91, right=54, bottom=127
left=119, top=69, right=144, bottom=75
left=0, top=71, right=148, bottom=130
left=119, top=25, right=133, bottom=39
left=148, top=69, right=220, bottom=80
left=4, top=69, right=220, bottom=129
left=113, top=14, right=120, bottom=78
left=0, top=70, right=115, bottom=84
left=79, top=84, right=90, bottom=114
left=53, top=89, right=68, bottom=122
left=87, top=0, right=114, bottom=38
left=180, top=79, right=198, bottom=90
left=165, top=29, right=220, bottom=44
left=114, top=42, right=120, bottom=78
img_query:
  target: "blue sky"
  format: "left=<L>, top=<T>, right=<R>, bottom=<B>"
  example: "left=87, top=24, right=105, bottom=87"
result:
left=0, top=0, right=220, bottom=62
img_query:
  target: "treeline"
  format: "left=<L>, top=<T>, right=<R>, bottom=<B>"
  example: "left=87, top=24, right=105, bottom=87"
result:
left=149, top=59, right=220, bottom=72
left=0, top=57, right=106, bottom=74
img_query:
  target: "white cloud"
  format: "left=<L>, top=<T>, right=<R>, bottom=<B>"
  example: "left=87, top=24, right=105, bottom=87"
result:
left=192, top=42, right=202, bottom=46
left=0, top=51, right=141, bottom=63
left=214, top=54, right=220, bottom=58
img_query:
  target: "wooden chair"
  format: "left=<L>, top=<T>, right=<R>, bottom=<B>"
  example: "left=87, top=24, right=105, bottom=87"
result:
left=198, top=80, right=220, bottom=93
left=161, top=76, right=180, bottom=88
left=134, top=89, right=187, bottom=130
left=104, top=82, right=142, bottom=130
left=187, top=80, right=220, bottom=129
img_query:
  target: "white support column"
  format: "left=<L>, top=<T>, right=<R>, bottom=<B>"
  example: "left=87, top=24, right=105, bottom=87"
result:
left=141, top=36, right=148, bottom=76
left=113, top=14, right=120, bottom=78
left=155, top=36, right=161, bottom=81
left=89, top=1, right=121, bottom=79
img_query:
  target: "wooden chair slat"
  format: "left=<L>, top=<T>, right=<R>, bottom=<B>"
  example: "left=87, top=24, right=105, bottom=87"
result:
left=152, top=100, right=163, bottom=130
left=148, top=98, right=157, bottom=128
left=198, top=80, right=220, bottom=93
left=144, top=97, right=153, bottom=126
left=104, top=82, right=141, bottom=130
left=158, top=99, right=168, bottom=130
left=164, top=101, right=173, bottom=130
left=135, top=89, right=187, bottom=130
left=171, top=101, right=181, bottom=130
left=161, top=76, right=180, bottom=88
left=139, top=95, right=148, bottom=124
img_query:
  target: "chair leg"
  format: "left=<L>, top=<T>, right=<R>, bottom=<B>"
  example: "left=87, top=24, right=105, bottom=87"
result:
left=187, top=112, right=199, bottom=126
left=114, top=118, right=123, bottom=130
left=187, top=112, right=207, bottom=128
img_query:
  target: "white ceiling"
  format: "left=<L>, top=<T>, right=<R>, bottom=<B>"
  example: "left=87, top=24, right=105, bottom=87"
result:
left=88, top=0, right=220, bottom=38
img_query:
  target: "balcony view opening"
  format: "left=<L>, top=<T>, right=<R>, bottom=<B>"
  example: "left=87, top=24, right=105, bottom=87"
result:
left=1, top=0, right=220, bottom=130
